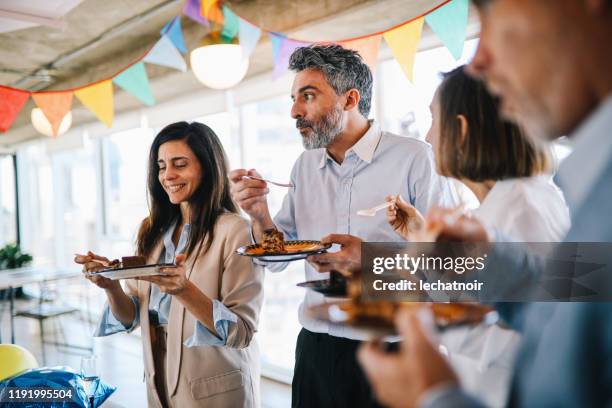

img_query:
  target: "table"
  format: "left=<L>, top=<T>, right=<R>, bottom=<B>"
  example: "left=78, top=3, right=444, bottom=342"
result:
left=0, top=267, right=82, bottom=344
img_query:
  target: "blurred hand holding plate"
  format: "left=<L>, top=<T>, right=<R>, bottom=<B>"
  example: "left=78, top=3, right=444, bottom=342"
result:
left=236, top=240, right=332, bottom=262
left=306, top=301, right=498, bottom=338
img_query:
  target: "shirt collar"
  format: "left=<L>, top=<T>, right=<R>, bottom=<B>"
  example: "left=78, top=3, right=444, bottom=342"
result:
left=556, top=95, right=612, bottom=212
left=317, top=120, right=382, bottom=169
left=162, top=221, right=191, bottom=260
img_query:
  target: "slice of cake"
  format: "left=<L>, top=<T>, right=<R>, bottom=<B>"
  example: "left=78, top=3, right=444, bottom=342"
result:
left=121, top=255, right=147, bottom=268
left=261, top=228, right=285, bottom=253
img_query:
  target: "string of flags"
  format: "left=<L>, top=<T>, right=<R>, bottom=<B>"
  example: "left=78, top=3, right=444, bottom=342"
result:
left=0, top=0, right=468, bottom=136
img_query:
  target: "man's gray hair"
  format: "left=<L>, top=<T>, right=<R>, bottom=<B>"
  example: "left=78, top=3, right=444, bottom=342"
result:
left=288, top=44, right=373, bottom=117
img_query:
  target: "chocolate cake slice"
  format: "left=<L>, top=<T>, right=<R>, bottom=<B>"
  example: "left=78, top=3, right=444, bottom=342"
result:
left=121, top=255, right=147, bottom=268
left=261, top=228, right=285, bottom=253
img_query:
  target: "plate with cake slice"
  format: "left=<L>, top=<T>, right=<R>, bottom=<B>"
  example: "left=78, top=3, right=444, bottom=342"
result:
left=86, top=256, right=175, bottom=280
left=236, top=228, right=331, bottom=262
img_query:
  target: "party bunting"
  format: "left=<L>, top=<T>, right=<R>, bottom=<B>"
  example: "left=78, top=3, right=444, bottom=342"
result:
left=112, top=62, right=155, bottom=106
left=221, top=6, right=239, bottom=41
left=143, top=35, right=187, bottom=72
left=270, top=34, right=310, bottom=80
left=340, top=35, right=382, bottom=71
left=425, top=0, right=469, bottom=60
left=74, top=80, right=114, bottom=128
left=31, top=92, right=73, bottom=137
left=383, top=18, right=425, bottom=82
left=238, top=18, right=261, bottom=58
left=183, top=0, right=209, bottom=26
left=161, top=16, right=187, bottom=54
left=0, top=87, right=29, bottom=133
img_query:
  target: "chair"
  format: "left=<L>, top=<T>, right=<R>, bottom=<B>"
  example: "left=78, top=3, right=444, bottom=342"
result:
left=14, top=281, right=88, bottom=364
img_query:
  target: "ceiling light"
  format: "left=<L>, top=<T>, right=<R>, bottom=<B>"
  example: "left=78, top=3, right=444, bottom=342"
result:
left=31, top=108, right=72, bottom=137
left=190, top=31, right=249, bottom=90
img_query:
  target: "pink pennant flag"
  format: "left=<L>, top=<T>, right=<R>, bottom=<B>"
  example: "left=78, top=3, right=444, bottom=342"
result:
left=339, top=35, right=382, bottom=71
left=0, top=86, right=30, bottom=133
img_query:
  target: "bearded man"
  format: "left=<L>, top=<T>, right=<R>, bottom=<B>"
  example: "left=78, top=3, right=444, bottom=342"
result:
left=230, top=44, right=457, bottom=408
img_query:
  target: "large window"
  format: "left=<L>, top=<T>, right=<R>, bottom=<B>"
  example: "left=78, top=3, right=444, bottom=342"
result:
left=379, top=38, right=480, bottom=138
left=0, top=155, right=17, bottom=247
left=101, top=127, right=154, bottom=256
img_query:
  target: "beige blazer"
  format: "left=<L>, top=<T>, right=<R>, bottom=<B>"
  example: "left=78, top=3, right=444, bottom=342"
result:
left=124, top=213, right=263, bottom=407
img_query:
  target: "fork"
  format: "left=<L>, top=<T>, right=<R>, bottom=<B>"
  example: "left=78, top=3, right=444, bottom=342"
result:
left=357, top=201, right=394, bottom=216
left=242, top=175, right=294, bottom=188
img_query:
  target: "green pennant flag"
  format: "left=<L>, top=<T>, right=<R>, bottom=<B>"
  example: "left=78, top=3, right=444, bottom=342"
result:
left=425, top=0, right=469, bottom=60
left=221, top=5, right=239, bottom=41
left=113, top=62, right=155, bottom=106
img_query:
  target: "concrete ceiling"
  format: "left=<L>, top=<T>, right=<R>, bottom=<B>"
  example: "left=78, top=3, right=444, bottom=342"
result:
left=0, top=0, right=479, bottom=147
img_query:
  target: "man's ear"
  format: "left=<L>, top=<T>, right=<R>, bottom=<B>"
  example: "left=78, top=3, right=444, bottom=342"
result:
left=456, top=114, right=469, bottom=147
left=344, top=89, right=361, bottom=111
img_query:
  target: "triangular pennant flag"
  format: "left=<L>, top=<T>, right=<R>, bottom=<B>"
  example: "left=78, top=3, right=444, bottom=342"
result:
left=144, top=35, right=187, bottom=72
left=183, top=0, right=209, bottom=26
left=270, top=34, right=310, bottom=80
left=0, top=87, right=30, bottom=133
left=161, top=16, right=187, bottom=54
left=383, top=18, right=424, bottom=82
left=425, top=0, right=469, bottom=60
left=113, top=62, right=155, bottom=106
left=202, top=1, right=224, bottom=25
left=74, top=80, right=114, bottom=128
left=201, top=0, right=217, bottom=18
left=238, top=18, right=261, bottom=58
left=221, top=5, right=239, bottom=41
left=31, top=91, right=73, bottom=137
left=340, top=35, right=382, bottom=71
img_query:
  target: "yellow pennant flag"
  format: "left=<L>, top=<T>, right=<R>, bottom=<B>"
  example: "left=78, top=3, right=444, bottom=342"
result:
left=31, top=91, right=73, bottom=137
left=340, top=35, right=382, bottom=71
left=74, top=80, right=114, bottom=128
left=383, top=17, right=425, bottom=82
left=201, top=0, right=217, bottom=19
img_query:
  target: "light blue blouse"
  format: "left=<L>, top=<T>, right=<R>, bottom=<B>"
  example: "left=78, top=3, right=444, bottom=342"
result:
left=94, top=223, right=238, bottom=346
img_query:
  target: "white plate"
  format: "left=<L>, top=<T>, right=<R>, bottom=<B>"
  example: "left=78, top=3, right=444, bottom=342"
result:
left=88, top=263, right=174, bottom=280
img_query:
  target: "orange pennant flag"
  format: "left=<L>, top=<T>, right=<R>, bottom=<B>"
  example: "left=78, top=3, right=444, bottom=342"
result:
left=74, top=80, right=114, bottom=128
left=201, top=0, right=223, bottom=25
left=383, top=17, right=425, bottom=82
left=201, top=0, right=216, bottom=18
left=31, top=91, right=73, bottom=137
left=340, top=35, right=382, bottom=71
left=0, top=86, right=30, bottom=133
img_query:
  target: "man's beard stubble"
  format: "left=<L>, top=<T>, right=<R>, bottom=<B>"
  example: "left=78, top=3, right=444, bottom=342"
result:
left=298, top=105, right=344, bottom=150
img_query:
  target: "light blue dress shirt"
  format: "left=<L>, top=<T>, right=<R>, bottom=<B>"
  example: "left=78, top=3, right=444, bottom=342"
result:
left=94, top=223, right=238, bottom=347
left=260, top=121, right=458, bottom=339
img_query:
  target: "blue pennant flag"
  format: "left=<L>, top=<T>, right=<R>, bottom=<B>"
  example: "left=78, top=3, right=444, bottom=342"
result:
left=161, top=16, right=187, bottom=54
left=143, top=35, right=187, bottom=72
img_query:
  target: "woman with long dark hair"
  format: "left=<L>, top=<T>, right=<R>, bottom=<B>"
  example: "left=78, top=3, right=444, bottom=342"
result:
left=76, top=122, right=263, bottom=407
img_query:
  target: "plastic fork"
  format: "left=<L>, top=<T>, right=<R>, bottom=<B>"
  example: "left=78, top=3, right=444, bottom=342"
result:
left=357, top=201, right=394, bottom=216
left=243, top=175, right=294, bottom=188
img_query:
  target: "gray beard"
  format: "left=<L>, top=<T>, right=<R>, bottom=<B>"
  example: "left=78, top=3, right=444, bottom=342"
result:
left=301, top=106, right=344, bottom=150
